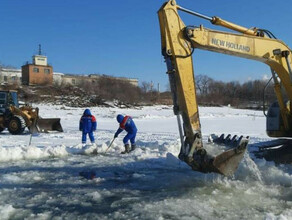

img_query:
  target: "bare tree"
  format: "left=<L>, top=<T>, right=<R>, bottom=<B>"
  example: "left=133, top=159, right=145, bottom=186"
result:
left=141, top=81, right=151, bottom=93
left=196, top=75, right=213, bottom=95
left=0, top=62, right=17, bottom=69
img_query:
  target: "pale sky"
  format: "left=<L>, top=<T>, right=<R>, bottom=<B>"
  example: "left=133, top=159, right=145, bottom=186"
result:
left=0, top=0, right=291, bottom=91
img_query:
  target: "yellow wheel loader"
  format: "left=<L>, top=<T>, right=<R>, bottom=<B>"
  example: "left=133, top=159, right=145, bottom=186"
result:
left=0, top=90, right=63, bottom=134
left=158, top=0, right=292, bottom=175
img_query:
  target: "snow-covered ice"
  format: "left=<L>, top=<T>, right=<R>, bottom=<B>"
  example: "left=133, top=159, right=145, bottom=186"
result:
left=0, top=104, right=291, bottom=220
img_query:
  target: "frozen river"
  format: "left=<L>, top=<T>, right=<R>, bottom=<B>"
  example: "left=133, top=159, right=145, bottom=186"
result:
left=0, top=105, right=291, bottom=219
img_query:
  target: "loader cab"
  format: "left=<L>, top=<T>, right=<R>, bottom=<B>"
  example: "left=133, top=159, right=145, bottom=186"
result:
left=0, top=91, right=19, bottom=115
left=9, top=91, right=19, bottom=107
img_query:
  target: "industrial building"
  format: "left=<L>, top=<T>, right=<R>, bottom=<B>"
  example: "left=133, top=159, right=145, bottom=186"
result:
left=22, top=54, right=53, bottom=85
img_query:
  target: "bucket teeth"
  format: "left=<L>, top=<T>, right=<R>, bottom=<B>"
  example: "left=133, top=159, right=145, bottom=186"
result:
left=209, top=134, right=249, bottom=149
left=225, top=134, right=231, bottom=143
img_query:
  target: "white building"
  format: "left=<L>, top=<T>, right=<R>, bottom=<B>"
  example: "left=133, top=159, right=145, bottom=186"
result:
left=0, top=68, right=22, bottom=85
left=53, top=72, right=65, bottom=86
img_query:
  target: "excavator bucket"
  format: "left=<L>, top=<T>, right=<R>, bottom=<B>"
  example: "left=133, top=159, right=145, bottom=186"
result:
left=211, top=137, right=249, bottom=175
left=182, top=135, right=249, bottom=176
left=208, top=135, right=249, bottom=175
left=30, top=118, right=63, bottom=133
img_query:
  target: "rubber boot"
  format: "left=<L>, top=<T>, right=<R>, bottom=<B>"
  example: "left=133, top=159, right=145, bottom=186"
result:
left=121, top=144, right=130, bottom=154
left=130, top=144, right=136, bottom=152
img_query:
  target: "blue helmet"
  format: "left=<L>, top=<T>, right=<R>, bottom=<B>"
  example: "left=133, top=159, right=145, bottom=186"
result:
left=117, top=114, right=124, bottom=123
left=83, top=109, right=91, bottom=116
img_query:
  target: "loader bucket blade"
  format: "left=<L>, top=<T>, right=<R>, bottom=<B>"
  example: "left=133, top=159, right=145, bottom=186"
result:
left=36, top=118, right=63, bottom=133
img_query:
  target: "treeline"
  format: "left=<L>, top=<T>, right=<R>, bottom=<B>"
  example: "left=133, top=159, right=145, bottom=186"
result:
left=195, top=75, right=278, bottom=109
left=0, top=74, right=281, bottom=109
left=0, top=76, right=163, bottom=107
left=76, top=76, right=164, bottom=106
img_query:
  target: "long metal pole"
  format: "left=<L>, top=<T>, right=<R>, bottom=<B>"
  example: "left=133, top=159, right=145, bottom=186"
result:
left=29, top=118, right=38, bottom=146
left=176, top=114, right=184, bottom=147
left=105, top=138, right=116, bottom=153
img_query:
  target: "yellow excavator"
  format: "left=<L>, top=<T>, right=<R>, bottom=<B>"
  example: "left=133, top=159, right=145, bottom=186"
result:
left=158, top=0, right=292, bottom=175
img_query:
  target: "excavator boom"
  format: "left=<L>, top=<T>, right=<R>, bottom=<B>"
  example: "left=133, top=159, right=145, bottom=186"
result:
left=158, top=0, right=249, bottom=176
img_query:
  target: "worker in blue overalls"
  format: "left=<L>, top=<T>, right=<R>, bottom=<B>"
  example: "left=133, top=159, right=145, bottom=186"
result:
left=114, top=114, right=137, bottom=154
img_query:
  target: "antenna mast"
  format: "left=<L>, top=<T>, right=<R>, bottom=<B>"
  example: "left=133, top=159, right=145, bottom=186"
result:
left=38, top=44, right=42, bottom=55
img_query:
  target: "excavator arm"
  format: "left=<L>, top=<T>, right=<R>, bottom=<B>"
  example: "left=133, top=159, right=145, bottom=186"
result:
left=158, top=0, right=292, bottom=175
left=185, top=26, right=292, bottom=136
left=187, top=25, right=292, bottom=136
